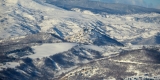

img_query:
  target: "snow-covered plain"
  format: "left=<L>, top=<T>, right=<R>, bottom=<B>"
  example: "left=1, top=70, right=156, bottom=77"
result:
left=26, top=43, right=77, bottom=59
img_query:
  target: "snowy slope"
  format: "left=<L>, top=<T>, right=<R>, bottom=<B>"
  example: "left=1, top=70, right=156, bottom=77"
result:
left=0, top=0, right=160, bottom=45
left=0, top=42, right=105, bottom=79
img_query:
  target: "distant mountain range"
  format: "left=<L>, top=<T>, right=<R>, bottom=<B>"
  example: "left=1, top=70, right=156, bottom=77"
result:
left=45, top=0, right=160, bottom=14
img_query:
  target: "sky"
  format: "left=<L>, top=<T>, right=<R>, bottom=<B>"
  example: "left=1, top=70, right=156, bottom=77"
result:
left=92, top=0, right=160, bottom=9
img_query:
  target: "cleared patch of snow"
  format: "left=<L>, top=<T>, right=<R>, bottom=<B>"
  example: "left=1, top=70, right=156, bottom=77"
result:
left=0, top=62, right=20, bottom=71
left=26, top=43, right=77, bottom=59
left=82, top=10, right=95, bottom=15
left=39, top=19, right=60, bottom=32
left=125, top=16, right=134, bottom=21
left=5, top=0, right=18, bottom=5
left=21, top=12, right=35, bottom=21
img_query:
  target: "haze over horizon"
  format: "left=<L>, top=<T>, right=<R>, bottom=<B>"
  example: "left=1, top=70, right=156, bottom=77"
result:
left=91, top=0, right=160, bottom=9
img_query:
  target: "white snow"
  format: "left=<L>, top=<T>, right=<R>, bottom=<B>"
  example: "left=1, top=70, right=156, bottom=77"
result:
left=83, top=50, right=92, bottom=56
left=4, top=0, right=18, bottom=5
left=26, top=43, right=77, bottom=59
left=71, top=8, right=95, bottom=15
left=0, top=62, right=20, bottom=71
left=82, top=10, right=95, bottom=15
left=39, top=19, right=60, bottom=32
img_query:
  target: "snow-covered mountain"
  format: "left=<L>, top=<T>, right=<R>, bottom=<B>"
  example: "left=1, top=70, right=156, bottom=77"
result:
left=0, top=0, right=160, bottom=44
left=0, top=0, right=160, bottom=80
